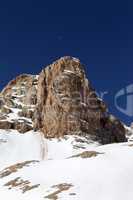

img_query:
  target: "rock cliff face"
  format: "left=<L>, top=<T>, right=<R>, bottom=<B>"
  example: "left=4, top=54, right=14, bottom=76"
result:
left=33, top=57, right=126, bottom=143
left=34, top=57, right=106, bottom=137
left=0, top=57, right=127, bottom=144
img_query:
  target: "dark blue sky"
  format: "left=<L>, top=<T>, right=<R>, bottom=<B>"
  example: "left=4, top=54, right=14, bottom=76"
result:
left=0, top=0, right=132, bottom=125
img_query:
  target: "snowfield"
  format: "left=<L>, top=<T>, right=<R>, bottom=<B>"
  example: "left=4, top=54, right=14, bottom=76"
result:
left=0, top=130, right=133, bottom=200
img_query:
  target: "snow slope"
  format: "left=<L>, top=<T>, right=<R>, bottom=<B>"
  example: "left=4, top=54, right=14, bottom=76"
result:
left=0, top=129, right=133, bottom=200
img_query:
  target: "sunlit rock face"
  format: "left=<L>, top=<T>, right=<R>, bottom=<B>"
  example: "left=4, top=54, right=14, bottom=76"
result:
left=34, top=57, right=108, bottom=138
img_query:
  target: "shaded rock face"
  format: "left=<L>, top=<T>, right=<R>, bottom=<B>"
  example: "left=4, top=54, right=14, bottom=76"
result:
left=96, top=115, right=126, bottom=144
left=34, top=57, right=127, bottom=143
left=0, top=121, right=13, bottom=129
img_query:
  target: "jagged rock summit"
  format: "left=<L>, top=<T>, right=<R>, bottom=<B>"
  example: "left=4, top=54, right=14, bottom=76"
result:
left=34, top=57, right=106, bottom=137
left=0, top=56, right=127, bottom=144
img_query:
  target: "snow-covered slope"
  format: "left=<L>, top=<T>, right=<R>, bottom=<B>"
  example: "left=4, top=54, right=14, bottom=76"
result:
left=0, top=129, right=133, bottom=200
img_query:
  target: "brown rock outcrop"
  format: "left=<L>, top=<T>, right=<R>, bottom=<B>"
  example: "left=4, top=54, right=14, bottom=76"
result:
left=12, top=120, right=33, bottom=133
left=96, top=114, right=126, bottom=144
left=34, top=56, right=126, bottom=143
left=0, top=119, right=32, bottom=133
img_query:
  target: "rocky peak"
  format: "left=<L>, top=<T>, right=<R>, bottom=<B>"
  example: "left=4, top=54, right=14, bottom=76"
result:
left=0, top=57, right=127, bottom=144
left=34, top=57, right=104, bottom=136
left=33, top=57, right=126, bottom=143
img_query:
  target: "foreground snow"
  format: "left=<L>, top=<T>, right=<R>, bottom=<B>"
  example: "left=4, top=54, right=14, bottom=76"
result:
left=0, top=130, right=133, bottom=200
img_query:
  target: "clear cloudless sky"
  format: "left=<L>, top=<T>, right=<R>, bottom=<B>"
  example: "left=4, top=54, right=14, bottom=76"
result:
left=0, top=0, right=132, bottom=125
